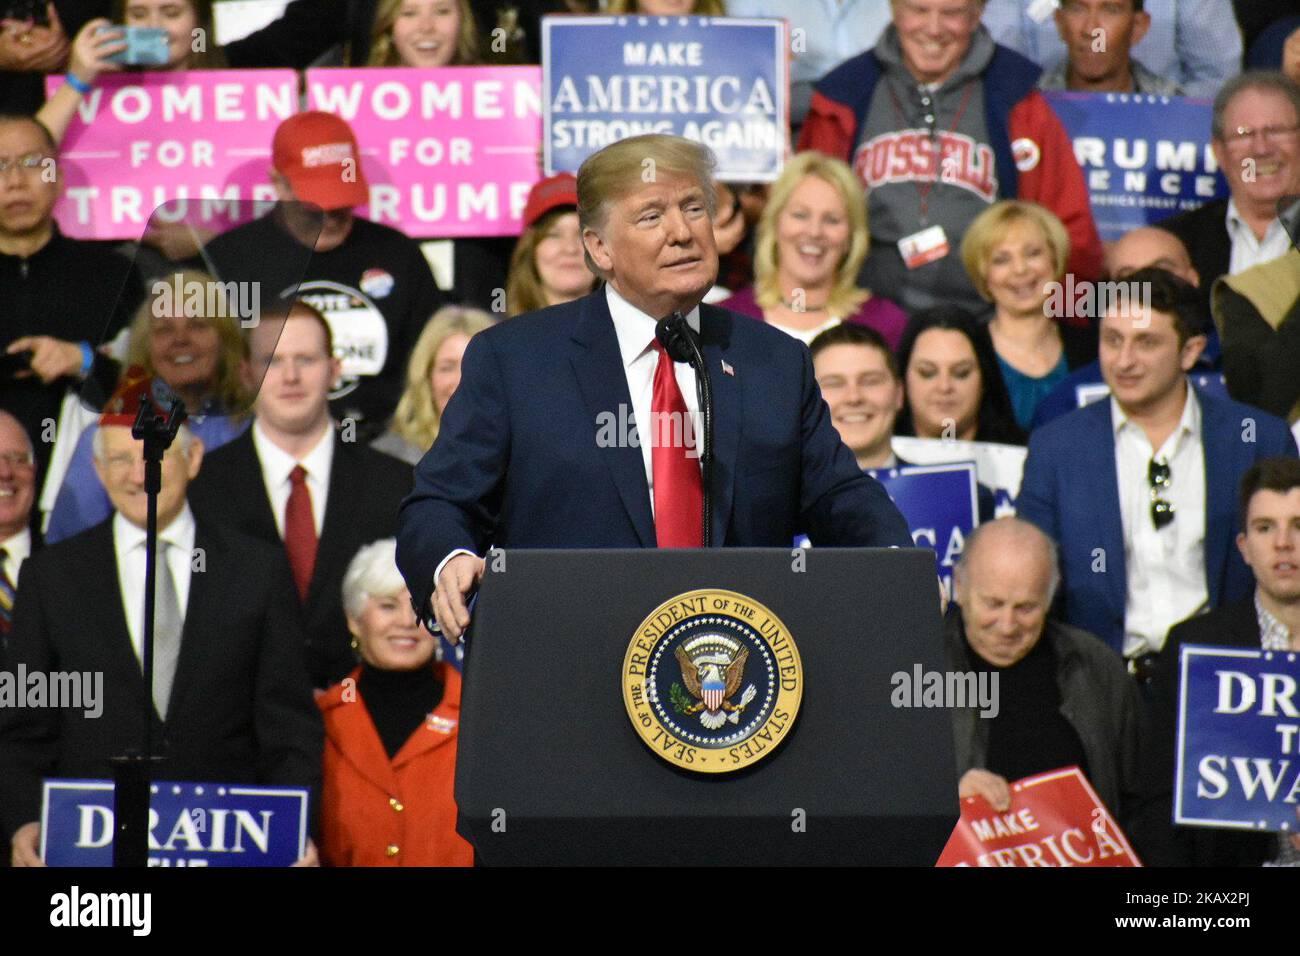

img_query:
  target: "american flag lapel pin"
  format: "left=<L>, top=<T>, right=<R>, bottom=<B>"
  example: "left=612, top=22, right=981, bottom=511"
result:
left=721, top=359, right=734, bottom=377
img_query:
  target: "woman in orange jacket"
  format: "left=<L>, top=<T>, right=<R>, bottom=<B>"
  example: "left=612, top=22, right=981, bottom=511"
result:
left=318, top=539, right=474, bottom=867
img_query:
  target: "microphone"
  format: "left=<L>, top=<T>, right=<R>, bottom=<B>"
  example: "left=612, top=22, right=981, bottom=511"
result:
left=655, top=311, right=713, bottom=548
left=655, top=312, right=695, bottom=363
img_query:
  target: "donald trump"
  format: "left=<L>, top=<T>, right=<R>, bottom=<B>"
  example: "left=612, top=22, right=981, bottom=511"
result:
left=397, top=135, right=912, bottom=640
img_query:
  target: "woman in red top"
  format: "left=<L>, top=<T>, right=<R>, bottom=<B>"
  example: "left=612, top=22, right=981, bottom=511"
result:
left=318, top=539, right=474, bottom=867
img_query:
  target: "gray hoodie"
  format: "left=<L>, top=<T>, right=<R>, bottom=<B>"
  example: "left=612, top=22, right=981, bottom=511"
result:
left=857, top=25, right=1001, bottom=316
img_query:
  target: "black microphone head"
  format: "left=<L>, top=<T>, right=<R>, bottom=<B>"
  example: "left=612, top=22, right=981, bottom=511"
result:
left=655, top=311, right=694, bottom=362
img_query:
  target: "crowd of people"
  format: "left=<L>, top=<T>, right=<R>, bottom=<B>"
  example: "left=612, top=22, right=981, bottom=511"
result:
left=1, top=0, right=1299, bottom=867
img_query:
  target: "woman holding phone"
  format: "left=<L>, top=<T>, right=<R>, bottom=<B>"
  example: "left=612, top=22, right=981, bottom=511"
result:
left=36, top=0, right=225, bottom=142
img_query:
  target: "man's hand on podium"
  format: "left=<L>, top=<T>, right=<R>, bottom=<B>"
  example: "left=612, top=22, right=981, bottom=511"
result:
left=434, top=553, right=486, bottom=644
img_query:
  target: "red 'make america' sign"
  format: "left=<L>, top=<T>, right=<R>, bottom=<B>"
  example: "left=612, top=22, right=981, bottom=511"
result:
left=936, top=766, right=1142, bottom=867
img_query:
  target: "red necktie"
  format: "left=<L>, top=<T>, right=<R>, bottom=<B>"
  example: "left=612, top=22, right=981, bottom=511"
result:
left=285, top=465, right=318, bottom=600
left=651, top=340, right=703, bottom=548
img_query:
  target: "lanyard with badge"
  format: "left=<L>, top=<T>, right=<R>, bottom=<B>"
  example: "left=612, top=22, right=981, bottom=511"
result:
left=884, top=79, right=975, bottom=270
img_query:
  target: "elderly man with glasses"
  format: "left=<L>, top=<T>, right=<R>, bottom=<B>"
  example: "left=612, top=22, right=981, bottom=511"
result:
left=1159, top=72, right=1300, bottom=312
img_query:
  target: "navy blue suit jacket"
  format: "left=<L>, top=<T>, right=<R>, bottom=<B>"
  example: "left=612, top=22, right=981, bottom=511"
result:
left=396, top=291, right=912, bottom=615
left=1016, top=389, right=1298, bottom=653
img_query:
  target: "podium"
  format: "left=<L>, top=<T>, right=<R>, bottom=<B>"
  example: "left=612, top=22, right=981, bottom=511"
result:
left=454, top=548, right=958, bottom=865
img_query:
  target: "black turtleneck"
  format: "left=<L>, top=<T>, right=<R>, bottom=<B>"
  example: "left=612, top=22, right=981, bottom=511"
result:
left=965, top=631, right=1090, bottom=784
left=358, top=663, right=444, bottom=760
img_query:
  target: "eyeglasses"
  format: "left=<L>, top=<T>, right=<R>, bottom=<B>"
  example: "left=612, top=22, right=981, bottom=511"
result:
left=0, top=153, right=48, bottom=175
left=0, top=450, right=34, bottom=469
left=1222, top=124, right=1300, bottom=147
left=1148, top=457, right=1175, bottom=530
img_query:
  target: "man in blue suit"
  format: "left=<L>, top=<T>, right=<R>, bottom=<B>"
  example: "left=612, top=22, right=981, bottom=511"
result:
left=397, top=135, right=912, bottom=641
left=1017, top=267, right=1297, bottom=681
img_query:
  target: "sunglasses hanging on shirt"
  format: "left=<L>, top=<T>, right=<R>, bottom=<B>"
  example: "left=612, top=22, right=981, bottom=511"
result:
left=1148, top=457, right=1175, bottom=530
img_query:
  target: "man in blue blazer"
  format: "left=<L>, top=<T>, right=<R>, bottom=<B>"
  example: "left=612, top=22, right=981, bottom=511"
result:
left=1017, top=268, right=1297, bottom=674
left=397, top=135, right=912, bottom=640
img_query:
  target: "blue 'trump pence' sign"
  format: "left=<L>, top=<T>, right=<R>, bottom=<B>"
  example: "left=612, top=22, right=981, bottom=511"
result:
left=1043, top=92, right=1229, bottom=242
left=543, top=16, right=788, bottom=180
left=1175, top=646, right=1300, bottom=832
left=41, top=780, right=308, bottom=866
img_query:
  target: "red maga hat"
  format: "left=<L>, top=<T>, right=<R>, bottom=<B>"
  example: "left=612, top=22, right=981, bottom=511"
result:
left=522, top=173, right=578, bottom=229
left=99, top=367, right=182, bottom=429
left=272, top=111, right=369, bottom=212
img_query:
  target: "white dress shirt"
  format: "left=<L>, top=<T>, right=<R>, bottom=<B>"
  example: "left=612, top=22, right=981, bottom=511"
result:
left=252, top=421, right=334, bottom=539
left=606, top=283, right=703, bottom=509
left=1, top=527, right=31, bottom=585
left=1226, top=199, right=1294, bottom=277
left=1112, top=387, right=1208, bottom=658
left=113, top=506, right=196, bottom=665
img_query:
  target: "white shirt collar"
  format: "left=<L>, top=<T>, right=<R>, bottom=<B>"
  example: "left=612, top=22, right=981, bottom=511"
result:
left=605, top=283, right=702, bottom=370
left=113, top=503, right=196, bottom=555
left=1110, top=382, right=1201, bottom=447
left=252, top=420, right=335, bottom=487
left=1225, top=197, right=1283, bottom=238
left=0, top=527, right=31, bottom=564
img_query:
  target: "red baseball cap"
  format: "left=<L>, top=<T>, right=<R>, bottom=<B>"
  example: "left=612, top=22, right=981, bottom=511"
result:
left=99, top=367, right=171, bottom=428
left=522, top=173, right=578, bottom=229
left=272, top=112, right=369, bottom=212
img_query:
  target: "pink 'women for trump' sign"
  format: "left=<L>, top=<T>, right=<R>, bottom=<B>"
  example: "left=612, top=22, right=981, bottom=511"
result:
left=47, top=70, right=299, bottom=240
left=304, top=66, right=543, bottom=238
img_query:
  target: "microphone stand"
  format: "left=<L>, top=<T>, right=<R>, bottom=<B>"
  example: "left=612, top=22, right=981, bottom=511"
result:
left=656, top=312, right=714, bottom=547
left=110, top=391, right=186, bottom=867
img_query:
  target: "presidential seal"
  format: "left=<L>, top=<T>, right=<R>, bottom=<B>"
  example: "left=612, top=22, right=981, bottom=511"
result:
left=622, top=589, right=802, bottom=774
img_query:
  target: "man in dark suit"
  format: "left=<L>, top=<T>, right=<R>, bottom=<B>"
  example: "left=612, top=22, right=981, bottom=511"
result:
left=0, top=410, right=37, bottom=650
left=187, top=303, right=412, bottom=688
left=398, top=134, right=912, bottom=641
left=1159, top=71, right=1300, bottom=310
left=1, top=397, right=322, bottom=866
left=1141, top=456, right=1300, bottom=865
left=1017, top=268, right=1298, bottom=673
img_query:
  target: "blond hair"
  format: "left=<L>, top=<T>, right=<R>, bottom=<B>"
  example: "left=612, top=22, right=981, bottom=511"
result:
left=577, top=134, right=717, bottom=276
left=506, top=208, right=595, bottom=317
left=367, top=0, right=480, bottom=66
left=126, top=269, right=251, bottom=418
left=605, top=0, right=727, bottom=12
left=389, top=305, right=496, bottom=450
left=960, top=200, right=1070, bottom=301
left=753, top=152, right=870, bottom=318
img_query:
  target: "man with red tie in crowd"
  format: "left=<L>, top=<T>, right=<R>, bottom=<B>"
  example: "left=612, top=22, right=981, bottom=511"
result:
left=396, top=134, right=913, bottom=642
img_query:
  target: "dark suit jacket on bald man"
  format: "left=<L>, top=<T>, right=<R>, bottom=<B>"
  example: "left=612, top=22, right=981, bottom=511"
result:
left=396, top=288, right=913, bottom=617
